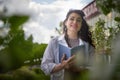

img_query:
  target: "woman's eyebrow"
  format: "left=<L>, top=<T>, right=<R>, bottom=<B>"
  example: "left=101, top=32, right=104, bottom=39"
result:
left=70, top=16, right=81, bottom=19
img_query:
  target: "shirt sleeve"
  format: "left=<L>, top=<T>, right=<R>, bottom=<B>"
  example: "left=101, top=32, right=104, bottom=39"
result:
left=40, top=38, right=57, bottom=75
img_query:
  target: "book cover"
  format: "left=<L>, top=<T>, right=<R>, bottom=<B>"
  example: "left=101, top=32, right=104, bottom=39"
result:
left=59, top=43, right=91, bottom=68
left=59, top=44, right=86, bottom=64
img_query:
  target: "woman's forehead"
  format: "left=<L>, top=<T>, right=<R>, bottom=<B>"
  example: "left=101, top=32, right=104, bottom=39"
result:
left=69, top=12, right=82, bottom=18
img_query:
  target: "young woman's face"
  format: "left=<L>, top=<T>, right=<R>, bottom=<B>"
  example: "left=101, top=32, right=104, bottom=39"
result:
left=65, top=12, right=82, bottom=33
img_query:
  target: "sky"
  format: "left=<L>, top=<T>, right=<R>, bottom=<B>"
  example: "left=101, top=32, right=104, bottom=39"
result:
left=1, top=0, right=93, bottom=44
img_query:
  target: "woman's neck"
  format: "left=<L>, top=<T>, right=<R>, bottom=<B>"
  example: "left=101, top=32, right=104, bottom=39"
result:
left=67, top=31, right=78, bottom=39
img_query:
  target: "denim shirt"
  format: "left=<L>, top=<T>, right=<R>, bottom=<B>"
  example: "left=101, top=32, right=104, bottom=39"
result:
left=40, top=35, right=94, bottom=80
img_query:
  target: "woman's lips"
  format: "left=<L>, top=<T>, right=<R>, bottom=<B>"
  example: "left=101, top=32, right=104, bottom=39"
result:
left=71, top=25, right=78, bottom=28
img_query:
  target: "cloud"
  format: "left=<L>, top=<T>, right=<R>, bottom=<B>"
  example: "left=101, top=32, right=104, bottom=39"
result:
left=2, top=0, right=92, bottom=43
left=4, top=0, right=31, bottom=16
left=23, top=21, right=57, bottom=43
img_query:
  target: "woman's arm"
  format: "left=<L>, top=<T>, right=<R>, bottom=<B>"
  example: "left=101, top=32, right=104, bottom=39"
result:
left=41, top=38, right=57, bottom=75
left=51, top=54, right=75, bottom=73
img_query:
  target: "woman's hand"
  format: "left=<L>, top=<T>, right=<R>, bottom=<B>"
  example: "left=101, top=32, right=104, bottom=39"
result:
left=61, top=54, right=75, bottom=69
left=63, top=54, right=87, bottom=72
left=51, top=54, right=75, bottom=73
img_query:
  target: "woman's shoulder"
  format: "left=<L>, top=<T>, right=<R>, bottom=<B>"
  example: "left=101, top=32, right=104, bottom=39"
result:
left=48, top=36, right=59, bottom=45
left=50, top=36, right=59, bottom=42
left=50, top=35, right=64, bottom=42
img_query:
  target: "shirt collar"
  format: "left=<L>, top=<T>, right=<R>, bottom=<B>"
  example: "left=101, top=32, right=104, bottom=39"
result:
left=58, top=34, right=84, bottom=47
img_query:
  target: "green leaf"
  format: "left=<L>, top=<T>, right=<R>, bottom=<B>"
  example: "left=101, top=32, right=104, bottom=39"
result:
left=114, top=17, right=120, bottom=22
left=8, top=15, right=29, bottom=32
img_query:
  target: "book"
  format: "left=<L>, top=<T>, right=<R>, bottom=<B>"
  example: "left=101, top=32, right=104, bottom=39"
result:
left=59, top=43, right=90, bottom=67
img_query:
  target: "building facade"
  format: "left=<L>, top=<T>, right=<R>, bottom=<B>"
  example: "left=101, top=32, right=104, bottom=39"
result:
left=82, top=0, right=118, bottom=27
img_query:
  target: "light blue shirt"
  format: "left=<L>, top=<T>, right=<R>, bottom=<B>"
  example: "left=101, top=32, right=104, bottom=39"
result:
left=41, top=34, right=94, bottom=80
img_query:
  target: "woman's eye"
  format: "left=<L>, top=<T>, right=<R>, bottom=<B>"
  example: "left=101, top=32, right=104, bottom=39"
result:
left=70, top=18, right=74, bottom=21
left=77, top=19, right=81, bottom=22
left=69, top=18, right=81, bottom=22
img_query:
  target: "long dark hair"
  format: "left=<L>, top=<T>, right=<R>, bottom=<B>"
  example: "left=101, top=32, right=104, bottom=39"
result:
left=63, top=9, right=95, bottom=47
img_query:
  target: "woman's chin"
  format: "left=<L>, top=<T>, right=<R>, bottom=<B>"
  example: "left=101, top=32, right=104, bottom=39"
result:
left=71, top=29, right=78, bottom=32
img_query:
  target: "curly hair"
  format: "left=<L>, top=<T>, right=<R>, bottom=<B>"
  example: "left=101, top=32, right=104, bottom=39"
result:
left=63, top=9, right=95, bottom=47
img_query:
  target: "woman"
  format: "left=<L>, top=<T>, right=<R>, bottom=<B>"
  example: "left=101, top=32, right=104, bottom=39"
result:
left=41, top=9, right=95, bottom=80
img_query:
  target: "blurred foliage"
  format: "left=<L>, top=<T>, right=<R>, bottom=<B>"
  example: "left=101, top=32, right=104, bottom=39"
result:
left=55, top=21, right=63, bottom=35
left=91, top=18, right=120, bottom=54
left=91, top=1, right=120, bottom=79
left=27, top=43, right=47, bottom=65
left=0, top=15, right=49, bottom=80
left=0, top=66, right=50, bottom=80
left=92, top=0, right=120, bottom=54
left=91, top=18, right=106, bottom=53
left=96, top=0, right=120, bottom=15
left=96, top=0, right=120, bottom=23
left=0, top=15, right=32, bottom=72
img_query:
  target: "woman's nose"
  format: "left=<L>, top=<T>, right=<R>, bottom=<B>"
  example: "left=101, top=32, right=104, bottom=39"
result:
left=73, top=20, right=78, bottom=24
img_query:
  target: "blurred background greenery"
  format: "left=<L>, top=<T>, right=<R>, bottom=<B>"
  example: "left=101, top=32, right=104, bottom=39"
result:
left=0, top=15, right=50, bottom=80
